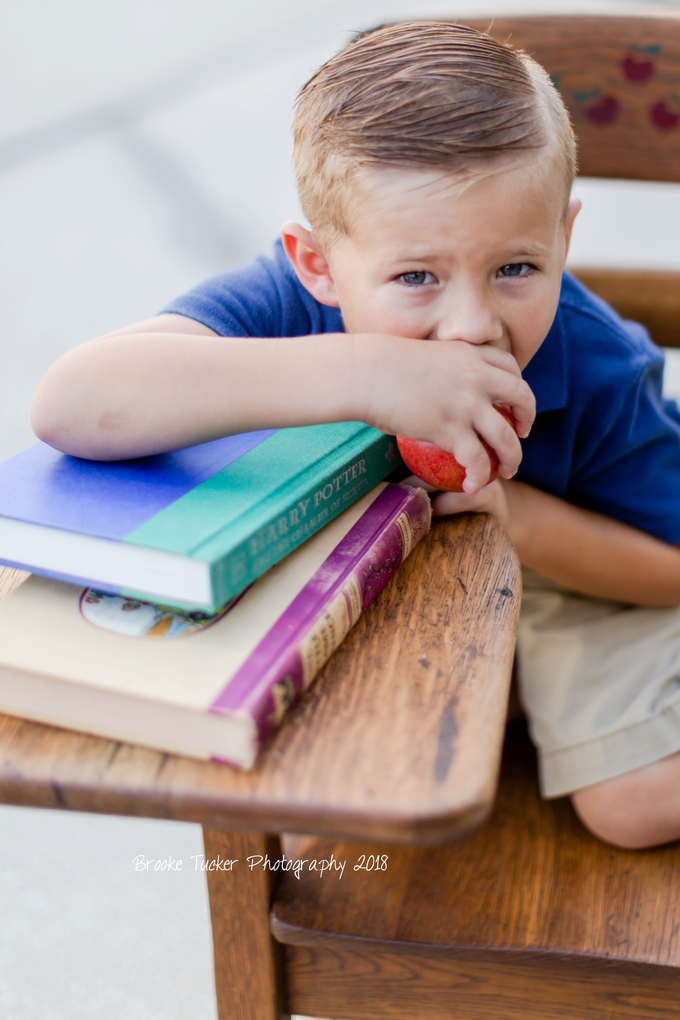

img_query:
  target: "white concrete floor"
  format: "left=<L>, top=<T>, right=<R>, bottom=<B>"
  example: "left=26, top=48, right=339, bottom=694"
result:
left=2, top=0, right=680, bottom=1017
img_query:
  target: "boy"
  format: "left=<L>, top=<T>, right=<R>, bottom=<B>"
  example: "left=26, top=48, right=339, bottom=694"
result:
left=31, top=23, right=680, bottom=849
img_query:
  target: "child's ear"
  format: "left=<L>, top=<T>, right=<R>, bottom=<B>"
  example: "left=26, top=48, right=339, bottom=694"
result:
left=563, top=197, right=582, bottom=264
left=281, top=222, right=340, bottom=307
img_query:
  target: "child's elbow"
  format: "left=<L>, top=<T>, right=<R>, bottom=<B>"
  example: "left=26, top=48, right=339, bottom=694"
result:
left=31, top=374, right=73, bottom=453
left=31, top=361, right=103, bottom=459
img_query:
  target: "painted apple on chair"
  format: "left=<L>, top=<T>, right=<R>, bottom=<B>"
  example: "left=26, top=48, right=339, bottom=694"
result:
left=585, top=95, right=619, bottom=125
left=621, top=54, right=655, bottom=83
left=651, top=100, right=680, bottom=131
left=396, top=405, right=516, bottom=492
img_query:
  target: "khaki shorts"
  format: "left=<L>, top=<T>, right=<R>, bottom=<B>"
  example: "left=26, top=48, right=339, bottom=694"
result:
left=517, top=568, right=680, bottom=798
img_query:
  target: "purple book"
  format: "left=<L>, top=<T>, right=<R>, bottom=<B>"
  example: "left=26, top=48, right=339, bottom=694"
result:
left=0, top=484, right=431, bottom=769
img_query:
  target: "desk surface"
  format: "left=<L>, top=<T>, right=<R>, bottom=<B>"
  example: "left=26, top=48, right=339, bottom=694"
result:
left=0, top=514, right=520, bottom=845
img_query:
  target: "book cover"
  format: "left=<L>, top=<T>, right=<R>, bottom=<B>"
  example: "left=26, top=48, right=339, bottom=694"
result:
left=0, top=423, right=400, bottom=611
left=0, top=483, right=431, bottom=769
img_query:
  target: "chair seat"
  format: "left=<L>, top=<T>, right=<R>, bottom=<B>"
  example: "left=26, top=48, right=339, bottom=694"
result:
left=272, top=722, right=680, bottom=1020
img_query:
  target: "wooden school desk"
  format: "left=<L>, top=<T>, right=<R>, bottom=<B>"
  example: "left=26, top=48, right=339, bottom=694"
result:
left=0, top=513, right=521, bottom=1019
left=5, top=10, right=680, bottom=1015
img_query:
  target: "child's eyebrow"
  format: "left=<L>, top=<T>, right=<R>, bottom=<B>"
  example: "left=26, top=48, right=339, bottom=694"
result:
left=386, top=243, right=552, bottom=265
left=502, top=247, right=552, bottom=260
left=509, top=240, right=554, bottom=253
left=388, top=253, right=443, bottom=264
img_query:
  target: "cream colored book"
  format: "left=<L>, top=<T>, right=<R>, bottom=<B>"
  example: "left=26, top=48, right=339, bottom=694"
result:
left=0, top=484, right=430, bottom=768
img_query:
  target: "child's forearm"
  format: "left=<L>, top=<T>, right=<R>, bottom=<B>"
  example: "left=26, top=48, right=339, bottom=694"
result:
left=430, top=478, right=680, bottom=605
left=504, top=480, right=680, bottom=607
left=31, top=330, right=366, bottom=460
left=31, top=318, right=535, bottom=470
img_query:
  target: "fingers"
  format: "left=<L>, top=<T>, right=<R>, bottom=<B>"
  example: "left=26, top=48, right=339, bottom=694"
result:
left=474, top=404, right=523, bottom=480
left=477, top=344, right=523, bottom=377
left=498, top=387, right=535, bottom=441
left=447, top=428, right=495, bottom=493
left=431, top=480, right=508, bottom=530
left=457, top=344, right=535, bottom=439
left=402, top=474, right=440, bottom=492
left=485, top=368, right=536, bottom=439
left=364, top=335, right=536, bottom=481
left=431, top=490, right=484, bottom=515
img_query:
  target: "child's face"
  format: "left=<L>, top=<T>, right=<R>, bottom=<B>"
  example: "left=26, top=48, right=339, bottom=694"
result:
left=285, top=155, right=579, bottom=371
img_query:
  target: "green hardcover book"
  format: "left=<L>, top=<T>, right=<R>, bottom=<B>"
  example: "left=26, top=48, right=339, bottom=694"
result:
left=0, top=424, right=400, bottom=611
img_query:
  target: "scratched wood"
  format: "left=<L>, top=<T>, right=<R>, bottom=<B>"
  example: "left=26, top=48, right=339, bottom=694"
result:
left=274, top=723, right=680, bottom=1019
left=461, top=15, right=680, bottom=183
left=0, top=514, right=520, bottom=844
left=0, top=567, right=29, bottom=602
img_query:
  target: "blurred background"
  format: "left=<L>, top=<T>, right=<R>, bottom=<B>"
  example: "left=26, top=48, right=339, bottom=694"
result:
left=1, top=0, right=680, bottom=1017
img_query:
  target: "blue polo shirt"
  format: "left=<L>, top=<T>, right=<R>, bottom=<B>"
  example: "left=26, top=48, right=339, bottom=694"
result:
left=163, top=240, right=680, bottom=545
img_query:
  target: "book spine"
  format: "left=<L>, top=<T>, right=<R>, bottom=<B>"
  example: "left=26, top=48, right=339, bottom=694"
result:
left=207, top=429, right=401, bottom=611
left=209, top=484, right=431, bottom=765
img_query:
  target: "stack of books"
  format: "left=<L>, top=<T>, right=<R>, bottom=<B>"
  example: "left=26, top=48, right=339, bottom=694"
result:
left=0, top=423, right=431, bottom=767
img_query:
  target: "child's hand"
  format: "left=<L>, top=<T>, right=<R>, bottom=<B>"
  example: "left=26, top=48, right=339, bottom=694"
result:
left=405, top=475, right=511, bottom=530
left=358, top=335, right=535, bottom=494
left=429, top=478, right=510, bottom=530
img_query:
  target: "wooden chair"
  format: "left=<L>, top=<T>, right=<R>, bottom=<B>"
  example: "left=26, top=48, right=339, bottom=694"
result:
left=266, top=14, right=680, bottom=1020
left=274, top=722, right=680, bottom=1020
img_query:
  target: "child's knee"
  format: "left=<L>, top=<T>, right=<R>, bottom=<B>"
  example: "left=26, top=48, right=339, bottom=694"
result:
left=571, top=781, right=646, bottom=848
left=571, top=754, right=680, bottom=849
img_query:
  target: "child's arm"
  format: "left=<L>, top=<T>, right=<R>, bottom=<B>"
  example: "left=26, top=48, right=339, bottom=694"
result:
left=30, top=314, right=535, bottom=494
left=432, top=480, right=680, bottom=607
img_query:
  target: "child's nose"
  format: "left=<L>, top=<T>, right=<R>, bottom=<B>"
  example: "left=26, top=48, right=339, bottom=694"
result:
left=434, top=291, right=503, bottom=346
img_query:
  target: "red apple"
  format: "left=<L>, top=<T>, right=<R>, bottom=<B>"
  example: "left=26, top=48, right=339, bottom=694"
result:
left=650, top=100, right=680, bottom=131
left=396, top=406, right=516, bottom=492
left=621, top=55, right=655, bottom=83
left=585, top=95, right=619, bottom=126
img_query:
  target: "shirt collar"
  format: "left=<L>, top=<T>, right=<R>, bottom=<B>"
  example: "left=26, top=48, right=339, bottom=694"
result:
left=521, top=303, right=568, bottom=414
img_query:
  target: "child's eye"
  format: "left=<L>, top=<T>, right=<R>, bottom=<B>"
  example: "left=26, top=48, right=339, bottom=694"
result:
left=497, top=263, right=535, bottom=278
left=398, top=271, right=437, bottom=286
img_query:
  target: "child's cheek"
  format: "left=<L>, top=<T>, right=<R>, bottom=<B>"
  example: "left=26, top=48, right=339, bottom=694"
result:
left=512, top=299, right=559, bottom=369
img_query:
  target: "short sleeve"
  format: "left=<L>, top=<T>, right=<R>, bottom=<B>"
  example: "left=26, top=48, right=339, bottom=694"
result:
left=160, top=240, right=344, bottom=338
left=568, top=322, right=680, bottom=544
left=519, top=275, right=680, bottom=545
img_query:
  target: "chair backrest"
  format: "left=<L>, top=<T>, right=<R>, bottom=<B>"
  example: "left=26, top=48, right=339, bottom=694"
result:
left=464, top=15, right=680, bottom=182
left=387, top=15, right=680, bottom=346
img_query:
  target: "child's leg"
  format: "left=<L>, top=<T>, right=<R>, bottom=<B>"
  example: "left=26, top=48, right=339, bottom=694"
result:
left=572, top=751, right=680, bottom=849
left=517, top=567, right=680, bottom=847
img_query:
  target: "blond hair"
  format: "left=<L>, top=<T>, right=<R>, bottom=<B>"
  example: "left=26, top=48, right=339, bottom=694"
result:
left=293, top=22, right=577, bottom=245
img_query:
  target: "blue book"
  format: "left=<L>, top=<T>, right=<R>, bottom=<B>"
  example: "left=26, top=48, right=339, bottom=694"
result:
left=0, top=424, right=400, bottom=611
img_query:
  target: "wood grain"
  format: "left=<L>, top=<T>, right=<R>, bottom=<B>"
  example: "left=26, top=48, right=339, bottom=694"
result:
left=273, top=724, right=680, bottom=1018
left=0, top=568, right=29, bottom=602
left=0, top=514, right=520, bottom=844
left=461, top=16, right=680, bottom=183
left=569, top=269, right=680, bottom=349
left=203, top=829, right=289, bottom=1020
left=283, top=942, right=680, bottom=1020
